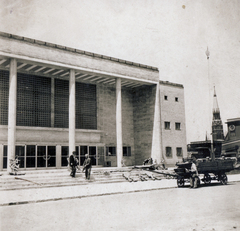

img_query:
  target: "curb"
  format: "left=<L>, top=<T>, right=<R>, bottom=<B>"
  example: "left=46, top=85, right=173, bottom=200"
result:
left=0, top=185, right=177, bottom=207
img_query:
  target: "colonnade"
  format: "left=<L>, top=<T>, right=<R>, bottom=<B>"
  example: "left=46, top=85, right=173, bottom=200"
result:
left=7, top=58, right=124, bottom=172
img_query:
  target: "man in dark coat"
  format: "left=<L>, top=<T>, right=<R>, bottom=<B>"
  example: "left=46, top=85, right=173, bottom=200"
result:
left=83, top=154, right=92, bottom=180
left=69, top=151, right=78, bottom=177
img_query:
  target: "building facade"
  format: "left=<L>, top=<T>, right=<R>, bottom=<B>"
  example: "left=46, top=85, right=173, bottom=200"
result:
left=0, top=32, right=187, bottom=171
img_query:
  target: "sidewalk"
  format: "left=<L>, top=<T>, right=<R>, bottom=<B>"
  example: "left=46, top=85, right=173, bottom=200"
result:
left=1, top=173, right=240, bottom=206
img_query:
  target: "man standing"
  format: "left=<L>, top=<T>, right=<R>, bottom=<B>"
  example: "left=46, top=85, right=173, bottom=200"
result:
left=189, top=157, right=199, bottom=188
left=69, top=151, right=78, bottom=177
left=83, top=154, right=92, bottom=180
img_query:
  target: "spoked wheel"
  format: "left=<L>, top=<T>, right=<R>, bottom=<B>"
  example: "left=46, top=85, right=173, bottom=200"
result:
left=177, top=178, right=185, bottom=187
left=219, top=173, right=228, bottom=185
left=203, top=173, right=211, bottom=184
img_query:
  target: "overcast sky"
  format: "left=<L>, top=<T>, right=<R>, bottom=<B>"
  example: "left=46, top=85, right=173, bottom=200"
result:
left=0, top=0, right=240, bottom=143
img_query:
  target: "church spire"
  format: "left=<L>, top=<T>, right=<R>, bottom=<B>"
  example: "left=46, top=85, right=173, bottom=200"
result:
left=211, top=87, right=224, bottom=156
left=213, top=86, right=220, bottom=116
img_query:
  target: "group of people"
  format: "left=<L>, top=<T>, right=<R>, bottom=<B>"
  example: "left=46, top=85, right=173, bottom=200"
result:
left=69, top=151, right=92, bottom=180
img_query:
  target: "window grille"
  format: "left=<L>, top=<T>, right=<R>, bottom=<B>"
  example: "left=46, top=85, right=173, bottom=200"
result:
left=54, top=79, right=69, bottom=128
left=76, top=82, right=97, bottom=129
left=0, top=70, right=9, bottom=125
left=17, top=73, right=51, bottom=127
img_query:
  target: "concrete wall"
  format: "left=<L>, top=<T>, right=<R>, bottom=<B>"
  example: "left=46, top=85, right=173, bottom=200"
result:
left=133, top=85, right=156, bottom=165
left=97, top=84, right=135, bottom=167
left=159, top=81, right=187, bottom=166
left=0, top=33, right=159, bottom=83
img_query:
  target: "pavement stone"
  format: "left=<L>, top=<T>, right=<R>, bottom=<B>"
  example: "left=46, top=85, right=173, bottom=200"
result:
left=0, top=169, right=240, bottom=207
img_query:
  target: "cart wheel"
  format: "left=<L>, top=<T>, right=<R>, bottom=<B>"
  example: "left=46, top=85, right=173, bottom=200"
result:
left=177, top=178, right=185, bottom=187
left=219, top=173, right=228, bottom=185
left=203, top=173, right=211, bottom=184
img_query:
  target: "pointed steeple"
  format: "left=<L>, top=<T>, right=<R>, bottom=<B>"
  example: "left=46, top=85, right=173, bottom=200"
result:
left=211, top=87, right=224, bottom=155
left=212, top=86, right=220, bottom=116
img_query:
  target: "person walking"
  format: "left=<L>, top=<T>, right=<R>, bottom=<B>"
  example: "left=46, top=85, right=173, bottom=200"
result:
left=83, top=154, right=92, bottom=180
left=69, top=151, right=78, bottom=177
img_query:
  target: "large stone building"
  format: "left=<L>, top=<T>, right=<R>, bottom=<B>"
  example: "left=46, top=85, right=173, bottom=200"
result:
left=0, top=32, right=187, bottom=171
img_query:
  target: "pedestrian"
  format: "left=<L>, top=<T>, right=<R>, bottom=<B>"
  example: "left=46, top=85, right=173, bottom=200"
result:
left=69, top=151, right=78, bottom=177
left=189, top=157, right=199, bottom=188
left=82, top=154, right=92, bottom=180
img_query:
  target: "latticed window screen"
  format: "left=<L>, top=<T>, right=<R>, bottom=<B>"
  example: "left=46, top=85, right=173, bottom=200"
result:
left=0, top=70, right=9, bottom=125
left=76, top=82, right=97, bottom=129
left=17, top=73, right=51, bottom=127
left=54, top=79, right=69, bottom=128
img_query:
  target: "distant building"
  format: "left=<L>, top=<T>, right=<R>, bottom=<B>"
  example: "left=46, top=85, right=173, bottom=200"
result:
left=187, top=87, right=224, bottom=158
left=0, top=32, right=187, bottom=171
left=222, top=118, right=240, bottom=161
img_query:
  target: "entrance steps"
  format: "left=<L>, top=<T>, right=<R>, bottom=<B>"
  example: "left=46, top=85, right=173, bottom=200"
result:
left=0, top=167, right=168, bottom=191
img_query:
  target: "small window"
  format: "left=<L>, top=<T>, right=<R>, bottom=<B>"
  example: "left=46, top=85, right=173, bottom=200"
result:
left=176, top=147, right=183, bottom=157
left=106, top=147, right=116, bottom=156
left=164, top=95, right=168, bottom=100
left=165, top=122, right=170, bottom=130
left=123, top=147, right=131, bottom=156
left=166, top=147, right=172, bottom=158
left=175, top=122, right=181, bottom=130
left=175, top=97, right=178, bottom=102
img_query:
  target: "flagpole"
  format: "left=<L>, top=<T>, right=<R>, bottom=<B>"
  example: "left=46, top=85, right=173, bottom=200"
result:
left=205, top=47, right=214, bottom=159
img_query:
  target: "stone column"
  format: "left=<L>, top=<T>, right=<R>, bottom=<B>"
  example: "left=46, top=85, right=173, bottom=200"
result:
left=7, top=58, right=17, bottom=172
left=116, top=78, right=123, bottom=167
left=151, top=83, right=162, bottom=164
left=69, top=69, right=75, bottom=156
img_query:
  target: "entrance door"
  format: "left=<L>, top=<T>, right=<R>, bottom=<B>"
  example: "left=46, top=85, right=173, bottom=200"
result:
left=37, top=146, right=56, bottom=168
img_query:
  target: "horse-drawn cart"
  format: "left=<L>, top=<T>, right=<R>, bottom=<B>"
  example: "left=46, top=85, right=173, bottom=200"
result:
left=174, top=157, right=237, bottom=187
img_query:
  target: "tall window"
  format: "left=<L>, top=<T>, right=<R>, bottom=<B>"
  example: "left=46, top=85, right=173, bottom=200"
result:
left=75, top=82, right=97, bottom=129
left=164, top=95, right=168, bottom=100
left=175, top=122, right=181, bottom=130
left=176, top=147, right=183, bottom=157
left=17, top=73, right=51, bottom=127
left=166, top=147, right=172, bottom=158
left=165, top=122, right=170, bottom=130
left=0, top=70, right=9, bottom=125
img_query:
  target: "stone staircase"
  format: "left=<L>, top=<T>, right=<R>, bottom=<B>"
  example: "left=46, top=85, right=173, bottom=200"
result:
left=0, top=167, right=168, bottom=191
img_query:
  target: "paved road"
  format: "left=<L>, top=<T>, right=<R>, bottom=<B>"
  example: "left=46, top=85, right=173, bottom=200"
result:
left=1, top=182, right=240, bottom=231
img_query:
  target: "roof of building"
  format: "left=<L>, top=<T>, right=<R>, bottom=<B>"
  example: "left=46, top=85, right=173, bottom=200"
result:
left=226, top=118, right=240, bottom=123
left=0, top=31, right=159, bottom=72
left=159, top=80, right=184, bottom=88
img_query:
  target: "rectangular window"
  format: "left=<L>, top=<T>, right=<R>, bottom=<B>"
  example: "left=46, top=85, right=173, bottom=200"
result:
left=61, top=146, right=69, bottom=167
left=165, top=122, right=170, bottom=130
left=17, top=73, right=51, bottom=127
left=164, top=95, right=168, bottom=100
left=0, top=70, right=9, bottom=125
left=106, top=147, right=116, bottom=156
left=176, top=147, right=183, bottom=157
left=175, top=122, right=181, bottom=130
left=3, top=145, right=7, bottom=169
left=166, top=147, right=172, bottom=158
left=123, top=147, right=131, bottom=156
left=175, top=97, right=178, bottom=102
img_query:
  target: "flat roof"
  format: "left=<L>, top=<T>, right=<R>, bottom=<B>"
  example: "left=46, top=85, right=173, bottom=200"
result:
left=159, top=80, right=184, bottom=88
left=0, top=31, right=159, bottom=72
left=226, top=118, right=240, bottom=123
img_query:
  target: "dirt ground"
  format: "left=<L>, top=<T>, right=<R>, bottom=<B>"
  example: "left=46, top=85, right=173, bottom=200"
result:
left=1, top=181, right=240, bottom=231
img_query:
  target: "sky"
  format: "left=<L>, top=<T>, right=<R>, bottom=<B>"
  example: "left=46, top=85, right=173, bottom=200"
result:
left=0, top=0, right=240, bottom=143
